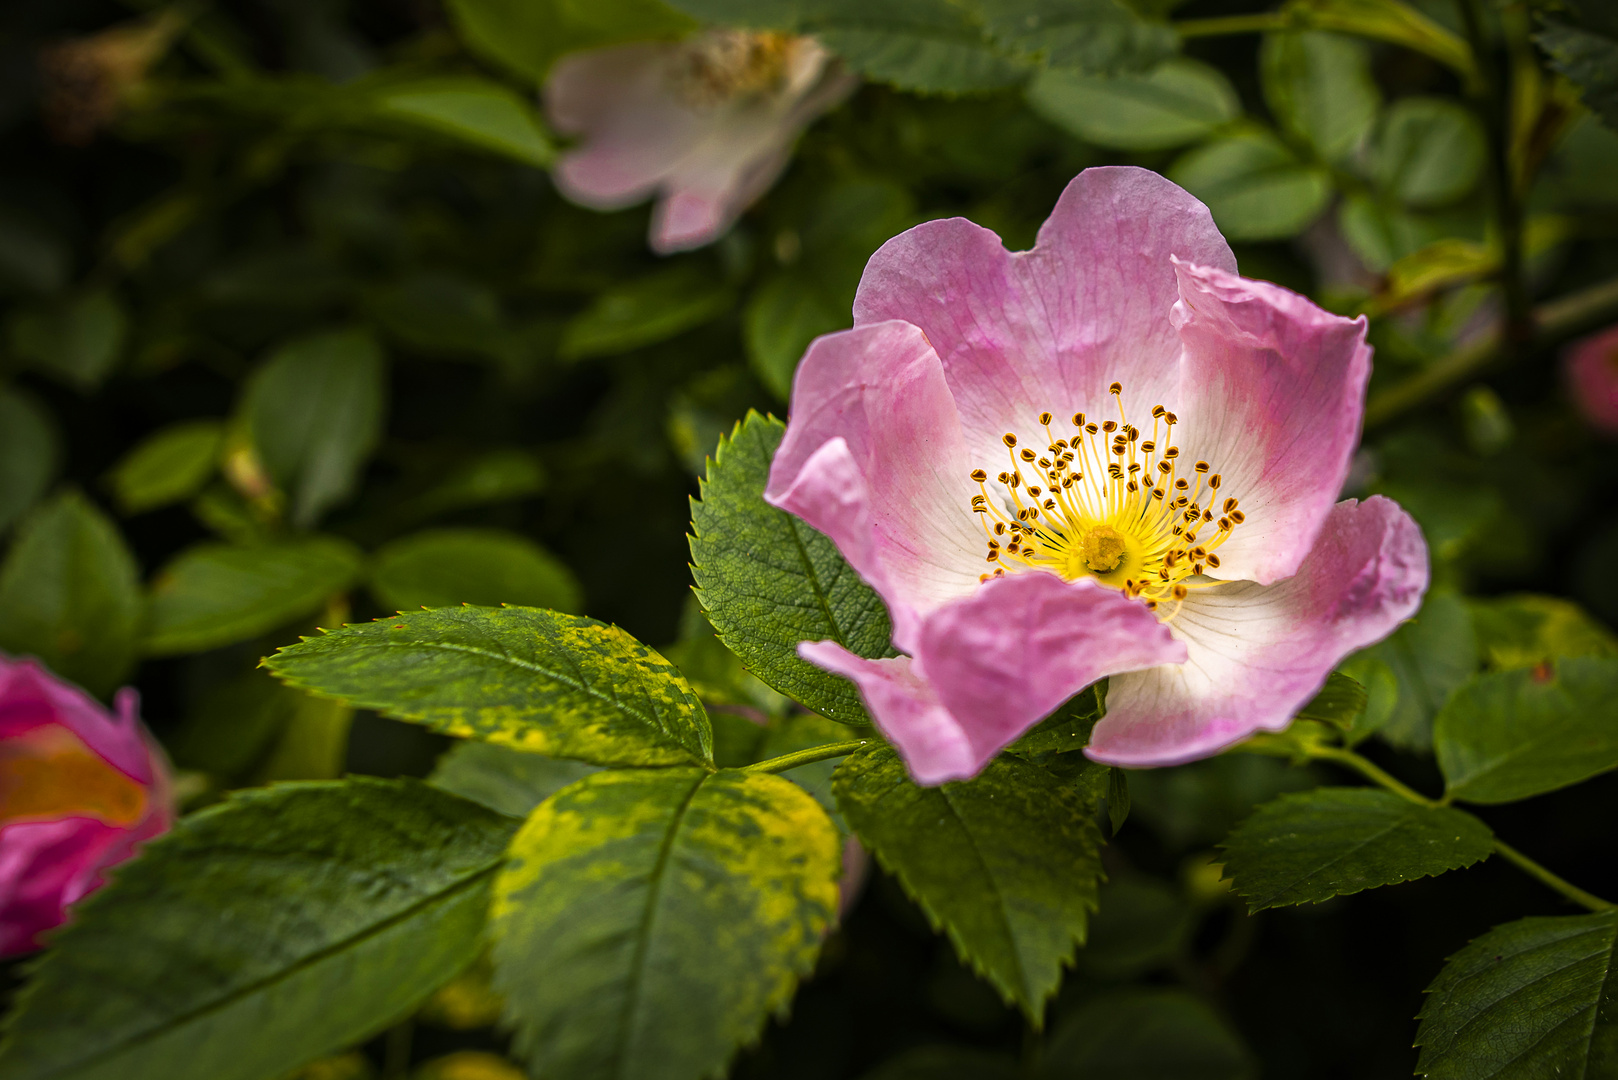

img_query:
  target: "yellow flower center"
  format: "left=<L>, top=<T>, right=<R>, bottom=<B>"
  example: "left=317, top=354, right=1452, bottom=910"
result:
left=968, top=382, right=1246, bottom=615
left=0, top=724, right=147, bottom=827
left=670, top=31, right=796, bottom=106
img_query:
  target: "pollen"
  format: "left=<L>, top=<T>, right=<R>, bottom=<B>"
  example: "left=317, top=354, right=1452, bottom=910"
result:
left=966, top=382, right=1244, bottom=616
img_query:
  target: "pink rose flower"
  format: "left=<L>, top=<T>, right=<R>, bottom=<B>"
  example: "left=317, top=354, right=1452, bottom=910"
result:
left=0, top=655, right=173, bottom=955
left=545, top=30, right=856, bottom=254
left=766, top=167, right=1429, bottom=784
left=1564, top=323, right=1618, bottom=434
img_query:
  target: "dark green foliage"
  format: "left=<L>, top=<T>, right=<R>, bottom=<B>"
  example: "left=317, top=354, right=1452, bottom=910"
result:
left=107, top=421, right=224, bottom=515
left=429, top=740, right=601, bottom=818
left=0, top=491, right=141, bottom=697
left=833, top=744, right=1104, bottom=1021
left=0, top=779, right=516, bottom=1080
left=368, top=527, right=582, bottom=613
left=1537, top=2, right=1618, bottom=131
left=243, top=327, right=386, bottom=528
left=266, top=605, right=714, bottom=766
left=690, top=413, right=893, bottom=725
left=144, top=538, right=364, bottom=656
left=492, top=767, right=841, bottom=1080
left=1416, top=911, right=1618, bottom=1078
left=1039, top=990, right=1255, bottom=1080
left=1219, top=788, right=1494, bottom=911
left=1435, top=656, right=1618, bottom=804
left=1295, top=672, right=1369, bottom=729
left=1007, top=683, right=1105, bottom=754
left=0, top=387, right=57, bottom=533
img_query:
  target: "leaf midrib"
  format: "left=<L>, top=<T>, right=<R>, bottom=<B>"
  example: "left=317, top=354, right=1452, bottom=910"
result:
left=282, top=637, right=701, bottom=759
left=24, top=859, right=502, bottom=1080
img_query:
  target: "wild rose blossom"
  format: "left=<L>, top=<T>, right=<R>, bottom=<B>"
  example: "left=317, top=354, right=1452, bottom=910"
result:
left=1564, top=323, right=1618, bottom=434
left=766, top=167, right=1429, bottom=784
left=545, top=30, right=856, bottom=254
left=0, top=655, right=173, bottom=954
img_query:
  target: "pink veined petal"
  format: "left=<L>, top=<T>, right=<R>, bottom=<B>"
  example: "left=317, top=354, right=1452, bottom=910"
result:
left=1170, top=260, right=1373, bottom=585
left=767, top=320, right=987, bottom=651
left=0, top=657, right=153, bottom=784
left=547, top=43, right=707, bottom=210
left=852, top=166, right=1236, bottom=466
left=1563, top=322, right=1618, bottom=434
left=1088, top=496, right=1429, bottom=767
left=797, top=645, right=974, bottom=786
left=801, top=573, right=1184, bottom=785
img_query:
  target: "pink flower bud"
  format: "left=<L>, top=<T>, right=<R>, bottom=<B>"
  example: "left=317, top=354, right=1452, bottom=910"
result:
left=0, top=655, right=173, bottom=955
left=1564, top=323, right=1618, bottom=435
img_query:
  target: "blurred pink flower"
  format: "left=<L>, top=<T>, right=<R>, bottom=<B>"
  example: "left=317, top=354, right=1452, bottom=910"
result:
left=1565, top=323, right=1618, bottom=434
left=766, top=166, right=1429, bottom=784
left=545, top=30, right=855, bottom=254
left=0, top=655, right=173, bottom=954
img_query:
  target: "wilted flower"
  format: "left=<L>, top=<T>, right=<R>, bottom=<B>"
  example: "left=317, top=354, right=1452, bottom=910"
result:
left=39, top=9, right=184, bottom=146
left=0, top=655, right=173, bottom=954
left=1564, top=323, right=1618, bottom=434
left=544, top=30, right=856, bottom=254
left=766, top=167, right=1429, bottom=783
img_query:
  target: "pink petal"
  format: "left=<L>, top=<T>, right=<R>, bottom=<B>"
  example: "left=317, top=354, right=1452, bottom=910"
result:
left=1170, top=260, right=1373, bottom=585
left=798, top=645, right=973, bottom=785
left=0, top=817, right=122, bottom=955
left=1563, top=322, right=1618, bottom=434
left=766, top=320, right=987, bottom=651
left=803, top=573, right=1183, bottom=784
left=1088, top=496, right=1428, bottom=767
left=852, top=166, right=1236, bottom=466
left=0, top=656, right=153, bottom=784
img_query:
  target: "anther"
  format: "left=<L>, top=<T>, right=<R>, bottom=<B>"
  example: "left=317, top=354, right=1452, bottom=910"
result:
left=1073, top=413, right=1086, bottom=427
left=1195, top=461, right=1210, bottom=473
left=1003, top=433, right=1017, bottom=447
left=997, top=471, right=1011, bottom=484
left=986, top=551, right=999, bottom=562
left=1175, top=478, right=1189, bottom=491
left=1172, top=585, right=1188, bottom=600
left=1044, top=499, right=1056, bottom=509
left=1209, top=474, right=1221, bottom=489
left=1109, top=382, right=1122, bottom=395
left=970, top=469, right=987, bottom=482
left=1206, top=553, right=1221, bottom=568
left=1223, top=497, right=1237, bottom=513
left=1230, top=510, right=1246, bottom=523
left=1039, top=411, right=1053, bottom=425
left=1163, top=447, right=1179, bottom=459
left=1020, top=448, right=1036, bottom=462
left=1038, top=457, right=1052, bottom=469
left=1141, top=440, right=1155, bottom=452
left=1151, top=405, right=1166, bottom=418
left=1218, top=517, right=1231, bottom=531
left=1193, top=562, right=1204, bottom=575
left=1085, top=423, right=1099, bottom=435
left=1165, top=412, right=1178, bottom=425
left=994, top=523, right=1006, bottom=535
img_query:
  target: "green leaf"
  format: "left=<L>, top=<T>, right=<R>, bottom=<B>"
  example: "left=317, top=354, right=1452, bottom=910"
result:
left=1348, top=590, right=1479, bottom=751
left=1282, top=0, right=1476, bottom=82
left=0, top=492, right=141, bottom=698
left=689, top=412, right=893, bottom=726
left=264, top=605, right=714, bottom=767
left=368, top=528, right=582, bottom=614
left=559, top=266, right=734, bottom=361
left=860, top=1046, right=1022, bottom=1080
left=744, top=275, right=845, bottom=400
left=1469, top=593, right=1618, bottom=672
left=1538, top=10, right=1618, bottom=132
left=1415, top=911, right=1618, bottom=1079
left=6, top=289, right=128, bottom=391
left=0, top=779, right=516, bottom=1080
left=833, top=744, right=1103, bottom=1020
left=757, top=712, right=859, bottom=827
left=1168, top=127, right=1332, bottom=241
left=492, top=767, right=840, bottom=1080
left=1008, top=683, right=1105, bottom=755
left=1106, top=767, right=1130, bottom=834
left=1218, top=788, right=1494, bottom=911
left=243, top=327, right=386, bottom=528
left=429, top=740, right=600, bottom=819
left=1037, top=989, right=1255, bottom=1080
left=444, top=0, right=695, bottom=84
left=662, top=598, right=791, bottom=717
left=979, top=0, right=1178, bottom=75
left=143, top=537, right=364, bottom=656
left=1026, top=58, right=1240, bottom=151
left=107, top=420, right=224, bottom=515
left=1295, top=671, right=1368, bottom=729
left=0, top=386, right=57, bottom=534
left=370, top=78, right=555, bottom=167
left=1259, top=30, right=1380, bottom=162
left=1372, top=97, right=1485, bottom=207
left=1435, top=656, right=1618, bottom=804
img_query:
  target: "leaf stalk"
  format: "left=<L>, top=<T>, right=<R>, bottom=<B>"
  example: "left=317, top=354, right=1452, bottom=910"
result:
left=742, top=739, right=869, bottom=774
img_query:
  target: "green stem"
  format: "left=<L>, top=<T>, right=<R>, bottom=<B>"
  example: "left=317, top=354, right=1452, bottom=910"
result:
left=1311, top=747, right=1440, bottom=807
left=1493, top=839, right=1616, bottom=913
left=1313, top=747, right=1616, bottom=912
left=1174, top=13, right=1291, bottom=37
left=1456, top=0, right=1532, bottom=339
left=1365, top=272, right=1618, bottom=427
left=742, top=739, right=869, bottom=774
